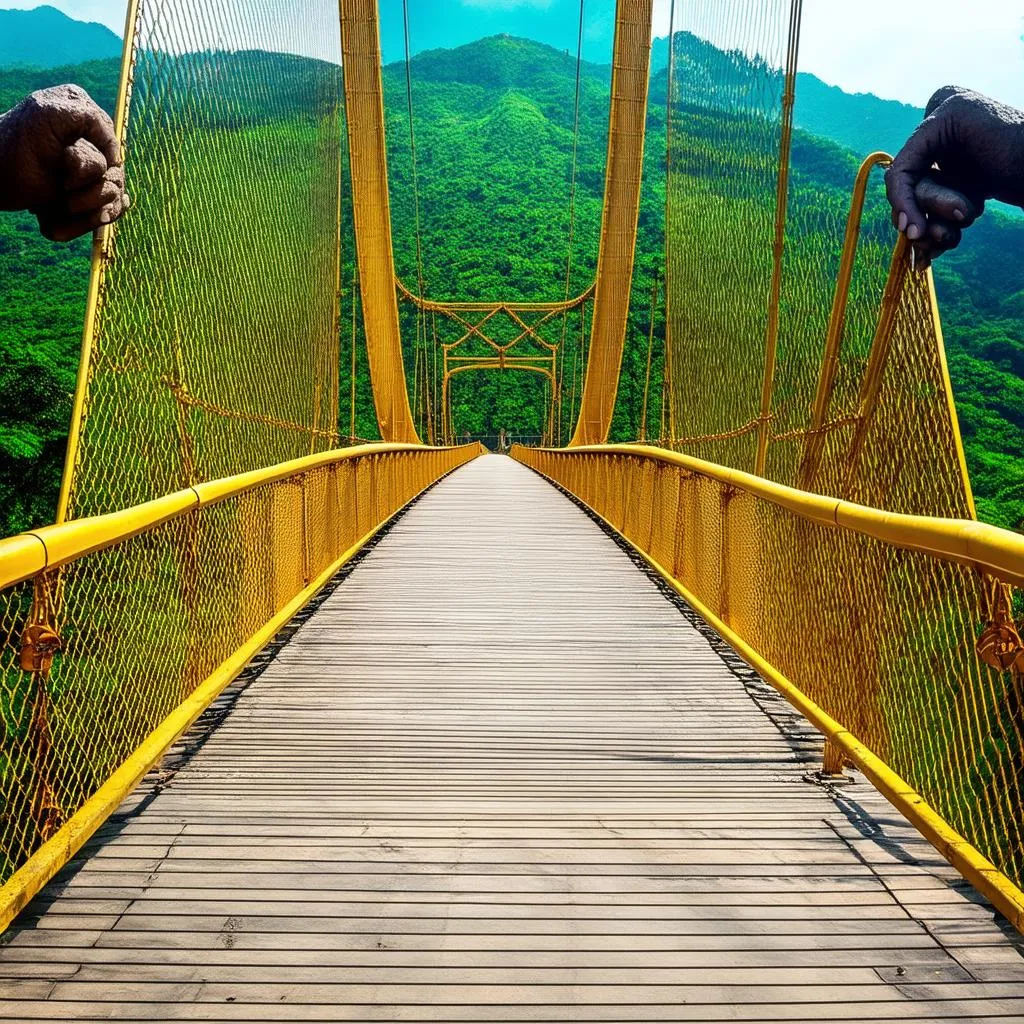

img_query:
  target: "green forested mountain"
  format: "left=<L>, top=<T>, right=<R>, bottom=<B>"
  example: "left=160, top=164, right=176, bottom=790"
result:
left=793, top=73, right=921, bottom=158
left=0, top=57, right=119, bottom=112
left=0, top=6, right=121, bottom=68
left=0, top=33, right=1022, bottom=534
left=652, top=33, right=922, bottom=158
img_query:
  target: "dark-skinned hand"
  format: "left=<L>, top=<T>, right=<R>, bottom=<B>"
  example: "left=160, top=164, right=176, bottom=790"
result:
left=0, top=84, right=129, bottom=242
left=886, top=86, right=1024, bottom=271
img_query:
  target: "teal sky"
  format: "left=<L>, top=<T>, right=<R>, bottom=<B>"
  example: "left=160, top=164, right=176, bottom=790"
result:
left=379, top=0, right=616, bottom=63
left=1, top=0, right=1022, bottom=109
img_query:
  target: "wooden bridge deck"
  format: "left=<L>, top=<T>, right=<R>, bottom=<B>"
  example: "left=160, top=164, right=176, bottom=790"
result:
left=1, top=454, right=1022, bottom=1021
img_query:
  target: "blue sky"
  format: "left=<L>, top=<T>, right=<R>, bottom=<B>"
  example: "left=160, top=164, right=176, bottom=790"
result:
left=1, top=0, right=1023, bottom=109
left=380, top=0, right=616, bottom=63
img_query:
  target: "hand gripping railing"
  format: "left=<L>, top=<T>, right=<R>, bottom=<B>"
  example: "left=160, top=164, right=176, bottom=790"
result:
left=0, top=443, right=481, bottom=930
left=512, top=443, right=1024, bottom=932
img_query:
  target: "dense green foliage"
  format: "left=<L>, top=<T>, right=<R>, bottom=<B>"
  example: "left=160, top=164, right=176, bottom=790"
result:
left=0, top=33, right=1021, bottom=534
left=0, top=56, right=120, bottom=114
left=0, top=59, right=122, bottom=535
left=933, top=220, right=1024, bottom=528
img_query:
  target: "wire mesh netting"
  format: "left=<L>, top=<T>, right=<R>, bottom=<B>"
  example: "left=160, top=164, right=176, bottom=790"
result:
left=65, top=0, right=346, bottom=518
left=1, top=446, right=478, bottom=887
left=664, top=5, right=789, bottom=470
left=0, top=0, right=487, bottom=898
left=514, top=446, right=1024, bottom=915
left=663, top=1, right=973, bottom=519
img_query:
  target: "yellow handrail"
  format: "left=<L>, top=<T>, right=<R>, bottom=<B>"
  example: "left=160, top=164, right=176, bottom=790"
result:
left=564, top=443, right=1024, bottom=586
left=0, top=444, right=444, bottom=591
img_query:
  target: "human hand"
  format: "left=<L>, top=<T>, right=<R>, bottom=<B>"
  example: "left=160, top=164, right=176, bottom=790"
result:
left=885, top=86, right=1024, bottom=270
left=0, top=84, right=129, bottom=242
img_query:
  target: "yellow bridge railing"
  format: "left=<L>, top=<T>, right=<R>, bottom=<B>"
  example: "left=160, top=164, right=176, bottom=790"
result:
left=0, top=443, right=481, bottom=929
left=512, top=443, right=1024, bottom=932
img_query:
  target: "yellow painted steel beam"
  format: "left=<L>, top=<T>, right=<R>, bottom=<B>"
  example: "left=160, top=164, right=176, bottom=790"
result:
left=927, top=261, right=978, bottom=520
left=396, top=278, right=594, bottom=314
left=798, top=152, right=892, bottom=490
left=445, top=363, right=555, bottom=380
left=520, top=443, right=1024, bottom=589
left=0, top=444, right=462, bottom=590
left=55, top=0, right=141, bottom=523
left=340, top=0, right=419, bottom=442
left=446, top=357, right=555, bottom=365
left=569, top=0, right=654, bottom=446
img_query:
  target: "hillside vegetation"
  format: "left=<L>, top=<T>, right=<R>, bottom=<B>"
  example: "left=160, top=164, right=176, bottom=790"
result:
left=0, top=33, right=1021, bottom=533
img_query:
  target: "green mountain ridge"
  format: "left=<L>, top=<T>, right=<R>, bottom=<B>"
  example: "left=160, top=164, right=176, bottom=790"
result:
left=0, top=5, right=121, bottom=69
left=650, top=32, right=923, bottom=158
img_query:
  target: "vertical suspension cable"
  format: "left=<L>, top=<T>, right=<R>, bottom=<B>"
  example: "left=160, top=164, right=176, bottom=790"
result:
left=402, top=0, right=430, bottom=442
left=561, top=0, right=585, bottom=317
left=663, top=0, right=677, bottom=448
left=639, top=272, right=659, bottom=443
left=423, top=313, right=435, bottom=445
left=350, top=264, right=358, bottom=442
left=411, top=328, right=421, bottom=435
left=402, top=0, right=427, bottom=301
left=431, top=312, right=439, bottom=444
left=569, top=301, right=586, bottom=433
left=755, top=0, right=804, bottom=475
left=553, top=0, right=586, bottom=447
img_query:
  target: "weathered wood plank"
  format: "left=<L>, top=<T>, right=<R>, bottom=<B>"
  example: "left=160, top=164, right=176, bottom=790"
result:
left=1, top=455, right=1021, bottom=1021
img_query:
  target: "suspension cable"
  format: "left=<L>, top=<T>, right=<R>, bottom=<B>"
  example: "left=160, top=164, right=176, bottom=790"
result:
left=662, top=0, right=677, bottom=446
left=402, top=0, right=432, bottom=438
left=562, top=0, right=585, bottom=307
left=350, top=264, right=358, bottom=442
left=552, top=0, right=586, bottom=448
left=402, top=0, right=427, bottom=301
left=639, top=271, right=659, bottom=442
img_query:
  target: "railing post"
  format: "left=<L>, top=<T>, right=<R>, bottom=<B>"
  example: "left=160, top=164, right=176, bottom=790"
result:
left=352, top=458, right=363, bottom=542
left=300, top=473, right=311, bottom=587
left=719, top=485, right=736, bottom=626
left=618, top=457, right=628, bottom=534
left=822, top=739, right=847, bottom=776
left=369, top=455, right=379, bottom=527
left=646, top=461, right=661, bottom=557
left=672, top=469, right=687, bottom=583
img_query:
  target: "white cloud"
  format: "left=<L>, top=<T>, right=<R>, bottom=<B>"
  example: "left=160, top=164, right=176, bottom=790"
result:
left=653, top=0, right=1024, bottom=109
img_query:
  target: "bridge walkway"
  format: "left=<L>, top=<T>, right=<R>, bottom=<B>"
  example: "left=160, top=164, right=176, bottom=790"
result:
left=1, top=455, right=1022, bottom=1020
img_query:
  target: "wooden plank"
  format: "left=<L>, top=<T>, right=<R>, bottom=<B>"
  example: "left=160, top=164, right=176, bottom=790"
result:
left=2, top=455, right=1022, bottom=1021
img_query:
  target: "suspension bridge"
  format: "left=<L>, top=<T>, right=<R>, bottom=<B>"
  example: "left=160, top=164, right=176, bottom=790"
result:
left=0, top=0, right=1023, bottom=1018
